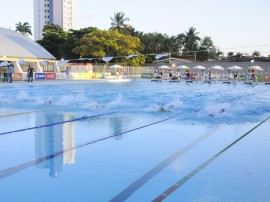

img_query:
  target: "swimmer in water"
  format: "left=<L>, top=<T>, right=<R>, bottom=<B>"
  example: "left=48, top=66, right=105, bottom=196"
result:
left=89, top=104, right=99, bottom=110
left=159, top=106, right=165, bottom=111
left=209, top=108, right=225, bottom=117
left=44, top=100, right=52, bottom=105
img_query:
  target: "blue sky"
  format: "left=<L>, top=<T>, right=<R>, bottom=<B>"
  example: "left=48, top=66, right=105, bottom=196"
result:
left=1, top=0, right=270, bottom=56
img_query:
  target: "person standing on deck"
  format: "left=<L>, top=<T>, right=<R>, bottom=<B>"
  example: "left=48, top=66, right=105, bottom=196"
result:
left=2, top=66, right=8, bottom=82
left=208, top=69, right=212, bottom=80
left=27, top=65, right=34, bottom=82
left=8, top=63, right=14, bottom=83
left=65, top=66, right=70, bottom=80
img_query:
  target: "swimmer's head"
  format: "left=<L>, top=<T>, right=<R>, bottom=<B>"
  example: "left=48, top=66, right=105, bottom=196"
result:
left=159, top=106, right=165, bottom=111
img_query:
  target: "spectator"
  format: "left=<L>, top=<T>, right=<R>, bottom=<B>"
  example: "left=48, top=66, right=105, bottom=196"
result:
left=27, top=65, right=34, bottom=82
left=2, top=65, right=8, bottom=82
left=65, top=66, right=70, bottom=80
left=8, top=63, right=14, bottom=83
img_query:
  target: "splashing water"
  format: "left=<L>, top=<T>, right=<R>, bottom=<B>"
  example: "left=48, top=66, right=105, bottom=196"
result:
left=105, top=94, right=127, bottom=110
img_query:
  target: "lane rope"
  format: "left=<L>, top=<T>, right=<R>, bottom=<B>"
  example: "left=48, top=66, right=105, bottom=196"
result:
left=152, top=116, right=270, bottom=202
left=0, top=108, right=63, bottom=118
left=0, top=111, right=117, bottom=136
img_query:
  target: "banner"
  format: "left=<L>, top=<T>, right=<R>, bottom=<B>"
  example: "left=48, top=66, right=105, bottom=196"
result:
left=102, top=57, right=114, bottom=62
left=155, top=54, right=169, bottom=59
left=71, top=73, right=83, bottom=80
left=70, top=63, right=93, bottom=73
left=13, top=73, right=23, bottom=81
left=35, top=73, right=46, bottom=80
left=72, top=73, right=93, bottom=80
left=56, top=73, right=65, bottom=80
left=46, top=72, right=56, bottom=80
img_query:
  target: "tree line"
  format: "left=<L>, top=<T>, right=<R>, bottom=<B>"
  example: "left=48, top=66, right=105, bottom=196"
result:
left=15, top=12, right=220, bottom=66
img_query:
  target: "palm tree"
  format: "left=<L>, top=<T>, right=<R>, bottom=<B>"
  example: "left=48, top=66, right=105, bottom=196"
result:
left=252, top=50, right=260, bottom=57
left=183, top=27, right=200, bottom=52
left=110, top=12, right=130, bottom=34
left=15, top=22, right=32, bottom=36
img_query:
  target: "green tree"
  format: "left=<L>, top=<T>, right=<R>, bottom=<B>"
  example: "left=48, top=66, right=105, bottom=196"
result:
left=15, top=22, right=32, bottom=36
left=227, top=52, right=234, bottom=57
left=73, top=29, right=145, bottom=66
left=165, top=34, right=185, bottom=55
left=138, top=32, right=165, bottom=62
left=36, top=24, right=67, bottom=59
left=235, top=52, right=242, bottom=58
left=110, top=12, right=131, bottom=35
left=200, top=36, right=214, bottom=49
left=127, top=26, right=144, bottom=37
left=197, top=36, right=215, bottom=61
left=63, top=27, right=98, bottom=59
left=42, top=24, right=62, bottom=33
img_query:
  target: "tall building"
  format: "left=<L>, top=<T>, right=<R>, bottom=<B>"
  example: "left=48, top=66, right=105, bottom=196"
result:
left=34, top=0, right=75, bottom=41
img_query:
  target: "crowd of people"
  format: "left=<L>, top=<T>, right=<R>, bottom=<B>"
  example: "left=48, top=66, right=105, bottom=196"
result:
left=153, top=67, right=259, bottom=82
left=153, top=67, right=192, bottom=80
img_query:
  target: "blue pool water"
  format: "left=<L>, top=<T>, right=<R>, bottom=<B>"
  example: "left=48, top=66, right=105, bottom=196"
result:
left=0, top=80, right=270, bottom=202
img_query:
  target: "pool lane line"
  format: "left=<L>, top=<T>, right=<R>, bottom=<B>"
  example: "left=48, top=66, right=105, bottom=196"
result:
left=0, top=114, right=180, bottom=180
left=0, top=111, right=117, bottom=136
left=110, top=125, right=221, bottom=202
left=152, top=116, right=270, bottom=202
left=0, top=108, right=64, bottom=118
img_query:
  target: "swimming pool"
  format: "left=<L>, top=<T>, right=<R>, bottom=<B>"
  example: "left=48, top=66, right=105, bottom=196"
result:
left=0, top=80, right=270, bottom=202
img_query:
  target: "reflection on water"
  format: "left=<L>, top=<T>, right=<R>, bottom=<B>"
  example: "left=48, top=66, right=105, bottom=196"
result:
left=109, top=116, right=124, bottom=140
left=34, top=113, right=75, bottom=177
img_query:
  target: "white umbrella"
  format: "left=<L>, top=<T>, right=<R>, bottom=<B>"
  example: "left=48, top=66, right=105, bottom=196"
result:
left=18, top=58, right=27, bottom=65
left=40, top=60, right=48, bottom=66
left=248, top=66, right=263, bottom=71
left=57, top=60, right=69, bottom=67
left=193, top=65, right=206, bottom=70
left=210, top=65, right=224, bottom=70
left=176, top=65, right=189, bottom=69
left=0, top=61, right=9, bottom=66
left=228, top=65, right=242, bottom=70
left=158, top=65, right=170, bottom=69
left=110, top=64, right=123, bottom=69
